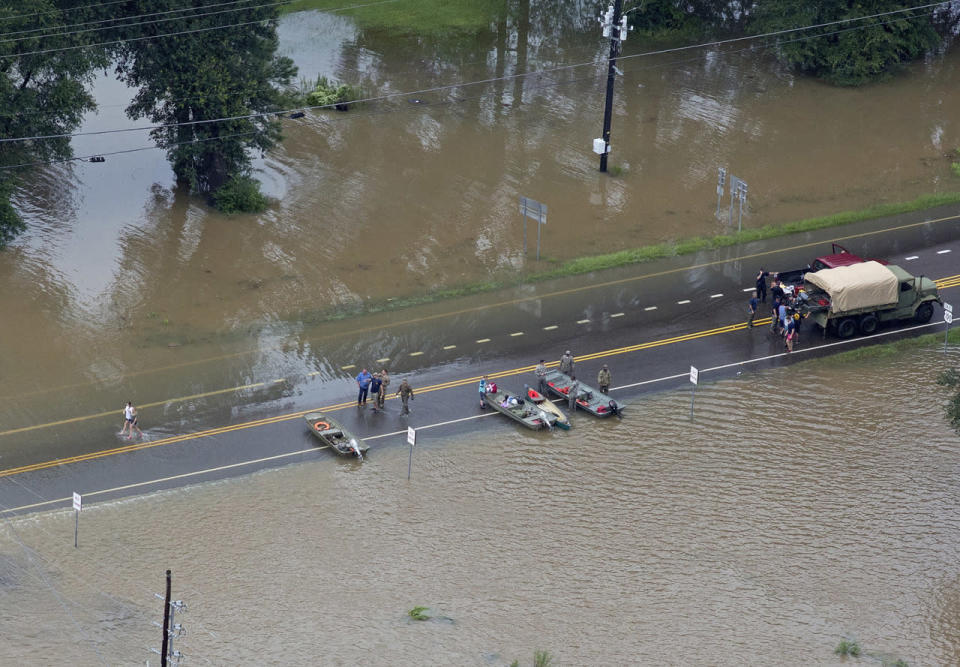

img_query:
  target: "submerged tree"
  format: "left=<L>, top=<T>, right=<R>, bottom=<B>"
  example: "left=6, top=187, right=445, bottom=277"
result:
left=937, top=368, right=960, bottom=434
left=748, top=0, right=948, bottom=86
left=0, top=0, right=109, bottom=247
left=113, top=1, right=296, bottom=210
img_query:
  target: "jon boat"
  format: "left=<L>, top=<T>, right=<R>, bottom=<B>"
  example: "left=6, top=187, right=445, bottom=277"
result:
left=483, top=388, right=559, bottom=430
left=542, top=369, right=624, bottom=418
left=523, top=384, right=571, bottom=430
left=304, top=412, right=369, bottom=459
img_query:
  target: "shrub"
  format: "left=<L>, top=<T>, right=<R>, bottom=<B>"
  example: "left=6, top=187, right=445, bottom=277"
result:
left=305, top=75, right=357, bottom=110
left=835, top=638, right=861, bottom=656
left=212, top=176, right=268, bottom=214
left=407, top=606, right=430, bottom=621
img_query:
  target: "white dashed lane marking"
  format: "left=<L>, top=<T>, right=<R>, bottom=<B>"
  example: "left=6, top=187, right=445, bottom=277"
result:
left=341, top=364, right=356, bottom=370
left=938, top=249, right=952, bottom=254
left=677, top=299, right=691, bottom=305
left=577, top=319, right=590, bottom=324
left=710, top=294, right=723, bottom=299
left=611, top=312, right=624, bottom=318
left=510, top=332, right=524, bottom=337
left=376, top=357, right=390, bottom=363
left=543, top=325, right=558, bottom=330
left=409, top=351, right=423, bottom=357
left=443, top=345, right=456, bottom=350
left=476, top=338, right=491, bottom=343
left=644, top=306, right=657, bottom=311
left=742, top=287, right=755, bottom=292
left=905, top=255, right=919, bottom=260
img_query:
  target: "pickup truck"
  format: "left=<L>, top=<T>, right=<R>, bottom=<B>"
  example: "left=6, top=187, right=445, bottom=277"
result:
left=798, top=261, right=941, bottom=338
left=777, top=244, right=886, bottom=291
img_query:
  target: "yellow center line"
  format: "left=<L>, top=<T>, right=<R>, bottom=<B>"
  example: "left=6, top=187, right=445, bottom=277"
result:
left=4, top=273, right=958, bottom=440
left=6, top=215, right=957, bottom=402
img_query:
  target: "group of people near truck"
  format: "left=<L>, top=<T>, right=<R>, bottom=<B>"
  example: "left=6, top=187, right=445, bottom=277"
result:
left=751, top=268, right=807, bottom=353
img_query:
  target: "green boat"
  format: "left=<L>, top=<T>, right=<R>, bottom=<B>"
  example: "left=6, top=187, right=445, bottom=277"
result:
left=523, top=384, right=571, bottom=429
left=483, top=388, right=558, bottom=430
left=304, top=412, right=369, bottom=459
left=542, top=370, right=624, bottom=418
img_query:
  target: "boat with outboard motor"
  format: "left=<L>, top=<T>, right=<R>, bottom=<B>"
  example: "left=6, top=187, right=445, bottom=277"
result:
left=483, top=388, right=559, bottom=430
left=304, top=412, right=369, bottom=459
left=523, top=384, right=571, bottom=429
left=541, top=370, right=624, bottom=418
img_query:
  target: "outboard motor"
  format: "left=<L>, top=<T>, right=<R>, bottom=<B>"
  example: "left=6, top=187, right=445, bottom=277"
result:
left=608, top=400, right=622, bottom=419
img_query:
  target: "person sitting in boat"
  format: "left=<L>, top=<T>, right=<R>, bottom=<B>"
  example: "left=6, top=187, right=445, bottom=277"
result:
left=500, top=395, right=511, bottom=408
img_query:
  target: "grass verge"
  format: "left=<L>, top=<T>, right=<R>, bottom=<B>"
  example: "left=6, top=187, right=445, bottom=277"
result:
left=295, top=192, right=960, bottom=326
left=283, top=0, right=502, bottom=34
left=812, top=326, right=960, bottom=365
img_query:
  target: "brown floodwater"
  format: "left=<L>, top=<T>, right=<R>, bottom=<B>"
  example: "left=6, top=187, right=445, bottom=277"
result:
left=1, top=348, right=959, bottom=664
left=2, top=12, right=959, bottom=446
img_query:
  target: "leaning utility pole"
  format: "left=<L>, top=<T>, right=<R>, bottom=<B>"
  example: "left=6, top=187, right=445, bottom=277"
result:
left=160, top=570, right=171, bottom=666
left=595, top=0, right=628, bottom=172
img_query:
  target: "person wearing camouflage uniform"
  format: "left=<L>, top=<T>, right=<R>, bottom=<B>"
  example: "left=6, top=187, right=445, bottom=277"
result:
left=597, top=365, right=611, bottom=394
left=558, top=350, right=574, bottom=375
left=396, top=378, right=415, bottom=415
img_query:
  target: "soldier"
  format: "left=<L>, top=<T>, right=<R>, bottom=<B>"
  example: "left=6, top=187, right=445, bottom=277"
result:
left=377, top=369, right=390, bottom=410
left=535, top=359, right=548, bottom=394
left=558, top=350, right=574, bottom=375
left=396, top=378, right=415, bottom=415
left=566, top=376, right=579, bottom=412
left=597, top=364, right=611, bottom=394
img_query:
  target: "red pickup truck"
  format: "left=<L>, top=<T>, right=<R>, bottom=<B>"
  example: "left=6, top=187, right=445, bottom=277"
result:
left=777, top=244, right=887, bottom=289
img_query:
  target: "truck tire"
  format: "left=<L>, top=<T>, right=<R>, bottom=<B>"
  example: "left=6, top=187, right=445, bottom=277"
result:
left=836, top=318, right=857, bottom=339
left=859, top=314, right=879, bottom=335
left=914, top=302, right=934, bottom=324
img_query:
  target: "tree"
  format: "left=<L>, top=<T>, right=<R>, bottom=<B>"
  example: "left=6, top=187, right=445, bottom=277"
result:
left=0, top=0, right=109, bottom=247
left=748, top=0, right=947, bottom=86
left=113, top=1, right=296, bottom=206
left=937, top=368, right=960, bottom=434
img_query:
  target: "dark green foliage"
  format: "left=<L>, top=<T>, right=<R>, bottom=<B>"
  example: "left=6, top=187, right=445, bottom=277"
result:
left=113, top=1, right=296, bottom=195
left=212, top=175, right=268, bottom=214
left=937, top=368, right=960, bottom=434
left=628, top=0, right=737, bottom=39
left=0, top=0, right=110, bottom=247
left=749, top=1, right=945, bottom=86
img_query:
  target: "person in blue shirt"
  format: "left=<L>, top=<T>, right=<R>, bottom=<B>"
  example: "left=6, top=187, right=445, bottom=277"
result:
left=478, top=375, right=488, bottom=408
left=356, top=368, right=372, bottom=407
left=368, top=373, right=383, bottom=411
left=747, top=292, right=759, bottom=328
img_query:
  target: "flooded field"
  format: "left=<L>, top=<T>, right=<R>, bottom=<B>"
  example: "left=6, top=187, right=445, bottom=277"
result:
left=2, top=347, right=959, bottom=664
left=1, top=8, right=959, bottom=413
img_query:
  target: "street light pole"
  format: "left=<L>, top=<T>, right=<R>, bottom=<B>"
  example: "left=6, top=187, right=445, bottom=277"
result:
left=598, top=0, right=625, bottom=172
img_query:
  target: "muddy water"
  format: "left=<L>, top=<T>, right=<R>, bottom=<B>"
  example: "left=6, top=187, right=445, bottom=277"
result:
left=2, top=349, right=959, bottom=664
left=2, top=10, right=959, bottom=434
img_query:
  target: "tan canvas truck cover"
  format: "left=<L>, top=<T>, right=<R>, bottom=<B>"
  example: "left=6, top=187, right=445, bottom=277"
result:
left=804, top=261, right=899, bottom=314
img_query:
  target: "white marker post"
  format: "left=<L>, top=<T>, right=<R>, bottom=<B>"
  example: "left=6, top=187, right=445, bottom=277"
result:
left=72, top=492, right=82, bottom=548
left=945, top=303, right=953, bottom=353
left=689, top=366, right=699, bottom=420
left=406, top=427, right=416, bottom=480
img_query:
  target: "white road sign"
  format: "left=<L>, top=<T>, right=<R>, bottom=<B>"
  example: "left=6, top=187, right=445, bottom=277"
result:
left=72, top=492, right=82, bottom=512
left=407, top=427, right=416, bottom=446
left=946, top=302, right=953, bottom=324
left=689, top=366, right=699, bottom=385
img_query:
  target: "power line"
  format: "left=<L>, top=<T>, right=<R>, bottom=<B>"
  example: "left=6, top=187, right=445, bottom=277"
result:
left=0, top=129, right=263, bottom=170
left=0, top=0, right=283, bottom=41
left=0, top=0, right=292, bottom=46
left=0, top=0, right=948, bottom=145
left=0, top=0, right=399, bottom=59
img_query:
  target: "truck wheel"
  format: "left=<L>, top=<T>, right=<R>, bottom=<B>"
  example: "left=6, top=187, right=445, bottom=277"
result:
left=914, top=302, right=934, bottom=324
left=836, top=318, right=857, bottom=339
left=859, top=314, right=879, bottom=335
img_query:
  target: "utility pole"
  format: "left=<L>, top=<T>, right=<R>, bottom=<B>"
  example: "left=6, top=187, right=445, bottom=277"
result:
left=160, top=570, right=171, bottom=666
left=595, top=0, right=628, bottom=172
left=152, top=570, right=186, bottom=666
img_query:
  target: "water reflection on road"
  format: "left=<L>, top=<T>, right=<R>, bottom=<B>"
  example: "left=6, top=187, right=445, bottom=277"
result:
left=2, top=348, right=958, bottom=664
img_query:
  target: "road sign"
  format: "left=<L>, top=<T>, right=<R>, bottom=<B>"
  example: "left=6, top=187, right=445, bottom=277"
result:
left=72, top=492, right=82, bottom=512
left=518, top=196, right=547, bottom=224
left=946, top=303, right=953, bottom=323
left=407, top=426, right=416, bottom=446
left=689, top=366, right=699, bottom=385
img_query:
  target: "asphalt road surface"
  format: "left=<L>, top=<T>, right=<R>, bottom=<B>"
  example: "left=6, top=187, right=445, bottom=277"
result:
left=2, top=205, right=958, bottom=516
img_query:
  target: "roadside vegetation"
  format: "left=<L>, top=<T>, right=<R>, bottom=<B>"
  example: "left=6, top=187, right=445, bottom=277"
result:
left=284, top=0, right=502, bottom=34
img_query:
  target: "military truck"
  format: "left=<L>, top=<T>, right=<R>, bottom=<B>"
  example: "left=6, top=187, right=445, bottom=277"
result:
left=798, top=261, right=941, bottom=339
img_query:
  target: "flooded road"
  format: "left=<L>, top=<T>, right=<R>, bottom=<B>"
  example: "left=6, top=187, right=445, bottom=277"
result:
left=2, top=7, right=960, bottom=426
left=2, top=347, right=959, bottom=664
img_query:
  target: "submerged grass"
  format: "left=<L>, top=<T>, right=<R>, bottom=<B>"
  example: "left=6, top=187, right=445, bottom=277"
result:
left=813, top=327, right=960, bottom=365
left=284, top=0, right=502, bottom=34
left=295, top=192, right=960, bottom=326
